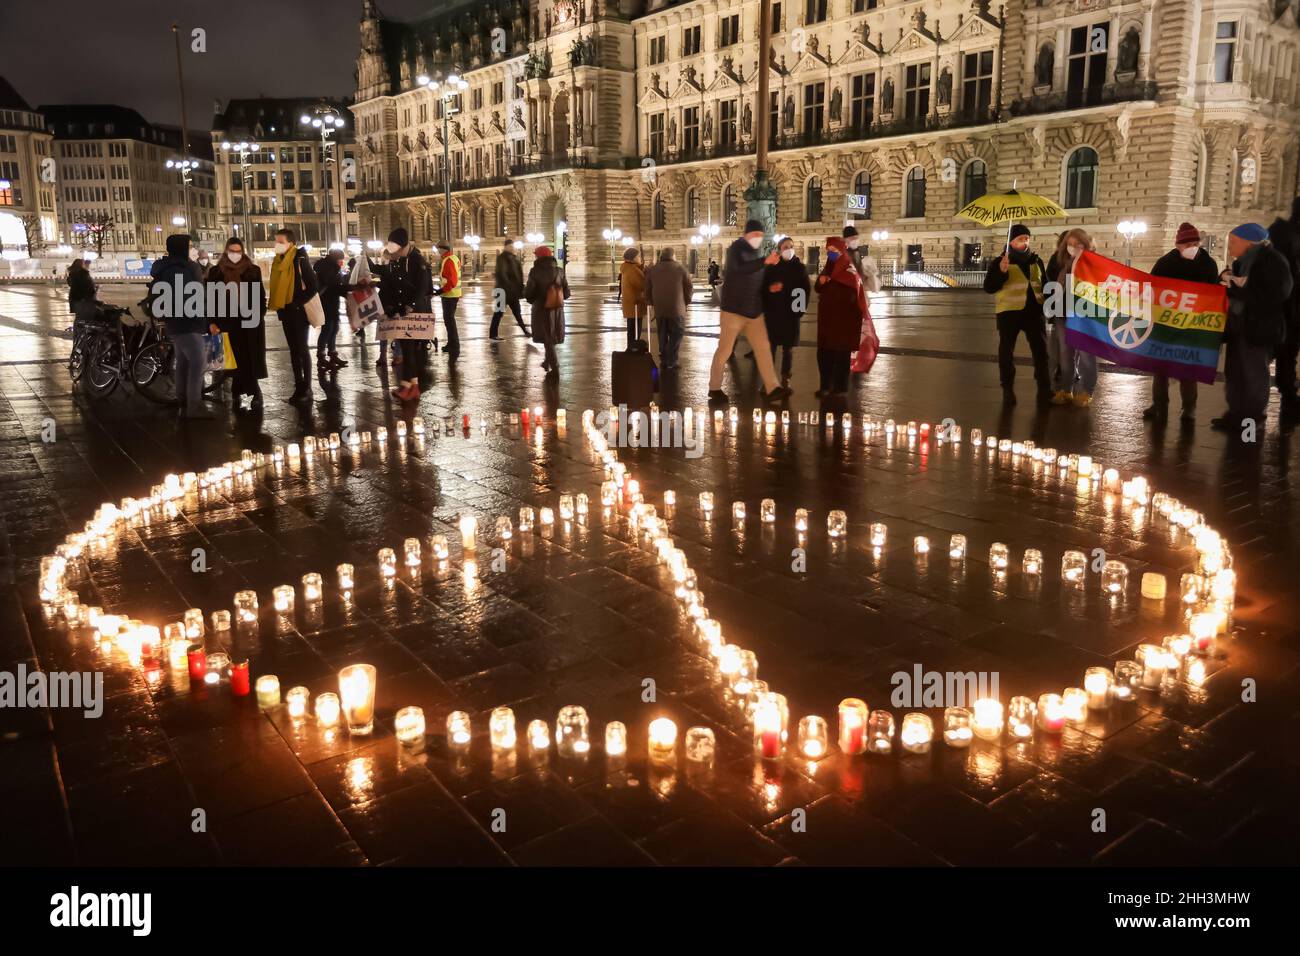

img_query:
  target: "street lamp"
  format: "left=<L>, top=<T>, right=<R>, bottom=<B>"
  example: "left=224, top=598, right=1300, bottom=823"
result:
left=165, top=157, right=199, bottom=236
left=602, top=225, right=623, bottom=282
left=418, top=73, right=469, bottom=243
left=300, top=107, right=346, bottom=248
left=462, top=232, right=481, bottom=276
left=698, top=221, right=720, bottom=273
left=219, top=139, right=259, bottom=243
left=1117, top=219, right=1147, bottom=266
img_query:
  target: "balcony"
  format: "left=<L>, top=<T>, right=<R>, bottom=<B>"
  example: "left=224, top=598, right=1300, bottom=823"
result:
left=1007, top=80, right=1158, bottom=117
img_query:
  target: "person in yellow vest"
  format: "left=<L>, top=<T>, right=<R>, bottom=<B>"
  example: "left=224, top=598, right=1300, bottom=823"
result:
left=434, top=239, right=462, bottom=361
left=983, top=223, right=1051, bottom=405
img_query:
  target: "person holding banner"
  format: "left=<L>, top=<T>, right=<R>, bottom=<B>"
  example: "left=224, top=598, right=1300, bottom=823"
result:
left=983, top=224, right=1052, bottom=406
left=1212, top=223, right=1296, bottom=434
left=207, top=237, right=266, bottom=413
left=386, top=228, right=434, bottom=401
left=1045, top=228, right=1098, bottom=406
left=1142, top=223, right=1219, bottom=423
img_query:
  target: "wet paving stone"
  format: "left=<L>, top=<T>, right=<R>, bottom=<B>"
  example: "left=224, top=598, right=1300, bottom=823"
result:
left=3, top=282, right=1300, bottom=866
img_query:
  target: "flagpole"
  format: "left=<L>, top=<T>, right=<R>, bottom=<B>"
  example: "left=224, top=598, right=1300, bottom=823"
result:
left=1006, top=177, right=1017, bottom=250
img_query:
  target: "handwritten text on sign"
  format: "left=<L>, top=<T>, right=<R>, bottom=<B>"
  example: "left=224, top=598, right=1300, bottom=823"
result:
left=378, top=312, right=439, bottom=341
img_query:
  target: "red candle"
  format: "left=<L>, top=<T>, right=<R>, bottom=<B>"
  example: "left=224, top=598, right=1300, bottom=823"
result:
left=461, top=413, right=470, bottom=430
left=187, top=644, right=206, bottom=682
left=230, top=660, right=251, bottom=697
left=761, top=729, right=780, bottom=759
left=845, top=723, right=863, bottom=754
left=520, top=409, right=529, bottom=427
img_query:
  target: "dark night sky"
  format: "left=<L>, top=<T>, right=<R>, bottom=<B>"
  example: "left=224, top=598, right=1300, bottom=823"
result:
left=1, top=0, right=444, bottom=128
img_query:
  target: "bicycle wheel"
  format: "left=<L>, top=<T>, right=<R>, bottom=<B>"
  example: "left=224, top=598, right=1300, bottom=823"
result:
left=132, top=340, right=179, bottom=405
left=85, top=335, right=121, bottom=397
left=68, top=334, right=89, bottom=383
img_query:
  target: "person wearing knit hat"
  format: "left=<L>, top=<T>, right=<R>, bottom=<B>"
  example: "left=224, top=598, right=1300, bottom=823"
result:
left=523, top=243, right=569, bottom=375
left=1210, top=222, right=1296, bottom=433
left=983, top=223, right=1051, bottom=405
left=619, top=245, right=647, bottom=348
left=1142, top=222, right=1219, bottom=423
left=383, top=227, right=434, bottom=402
left=707, top=221, right=791, bottom=405
left=1267, top=198, right=1300, bottom=421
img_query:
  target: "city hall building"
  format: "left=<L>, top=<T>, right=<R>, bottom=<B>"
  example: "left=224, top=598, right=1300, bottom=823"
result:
left=351, top=0, right=1300, bottom=279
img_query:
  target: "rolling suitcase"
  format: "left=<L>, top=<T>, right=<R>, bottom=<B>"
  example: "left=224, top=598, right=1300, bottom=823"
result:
left=611, top=341, right=658, bottom=410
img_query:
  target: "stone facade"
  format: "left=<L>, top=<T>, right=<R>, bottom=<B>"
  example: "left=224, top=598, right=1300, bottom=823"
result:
left=0, top=77, right=58, bottom=254
left=352, top=0, right=1300, bottom=279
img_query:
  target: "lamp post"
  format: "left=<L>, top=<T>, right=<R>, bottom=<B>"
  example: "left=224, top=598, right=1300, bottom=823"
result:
left=1117, top=219, right=1147, bottom=267
left=300, top=107, right=346, bottom=249
left=418, top=73, right=469, bottom=243
left=602, top=224, right=623, bottom=283
left=165, top=157, right=198, bottom=236
left=556, top=219, right=568, bottom=271
left=744, top=0, right=778, bottom=246
left=219, top=140, right=259, bottom=244
left=698, top=220, right=720, bottom=273
left=462, top=232, right=481, bottom=276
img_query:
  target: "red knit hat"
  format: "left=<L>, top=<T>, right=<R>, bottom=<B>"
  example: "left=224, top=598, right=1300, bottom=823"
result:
left=826, top=236, right=847, bottom=253
left=534, top=245, right=554, bottom=258
left=1175, top=222, right=1200, bottom=245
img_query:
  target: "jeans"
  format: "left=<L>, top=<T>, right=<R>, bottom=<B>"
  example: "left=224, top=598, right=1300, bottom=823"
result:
left=441, top=297, right=460, bottom=357
left=171, top=332, right=206, bottom=414
left=816, top=349, right=851, bottom=393
left=771, top=343, right=794, bottom=381
left=317, top=302, right=340, bottom=358
left=657, top=315, right=684, bottom=368
left=490, top=298, right=526, bottom=337
left=709, top=311, right=779, bottom=392
left=279, top=307, right=312, bottom=391
left=997, top=312, right=1051, bottom=393
left=1050, top=320, right=1097, bottom=394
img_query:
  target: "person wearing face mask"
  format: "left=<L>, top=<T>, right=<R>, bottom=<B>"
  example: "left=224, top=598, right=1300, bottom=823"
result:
left=1141, top=222, right=1219, bottom=423
left=814, top=236, right=867, bottom=398
left=762, top=237, right=810, bottom=390
left=382, top=228, right=434, bottom=400
left=313, top=248, right=349, bottom=371
left=983, top=224, right=1051, bottom=405
left=206, top=237, right=266, bottom=412
left=841, top=225, right=872, bottom=286
left=1044, top=227, right=1097, bottom=406
left=708, top=220, right=791, bottom=405
left=266, top=227, right=319, bottom=404
left=148, top=233, right=213, bottom=419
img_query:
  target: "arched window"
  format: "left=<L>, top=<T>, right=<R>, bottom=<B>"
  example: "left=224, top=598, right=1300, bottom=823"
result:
left=961, top=159, right=988, bottom=206
left=1063, top=146, right=1099, bottom=209
left=721, top=185, right=737, bottom=227
left=685, top=187, right=700, bottom=228
left=652, top=191, right=666, bottom=230
left=804, top=175, right=823, bottom=222
left=852, top=171, right=872, bottom=220
left=497, top=207, right=507, bottom=237
left=422, top=211, right=433, bottom=241
left=904, top=166, right=926, bottom=218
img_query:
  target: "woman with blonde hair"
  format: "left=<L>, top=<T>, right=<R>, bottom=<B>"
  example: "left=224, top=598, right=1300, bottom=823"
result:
left=1045, top=227, right=1097, bottom=406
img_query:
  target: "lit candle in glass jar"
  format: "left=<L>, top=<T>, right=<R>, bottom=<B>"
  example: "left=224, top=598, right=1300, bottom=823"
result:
left=943, top=706, right=973, bottom=747
left=794, top=508, right=809, bottom=532
left=302, top=572, right=323, bottom=603
left=1022, top=548, right=1043, bottom=576
left=446, top=710, right=472, bottom=749
left=760, top=498, right=776, bottom=523
left=404, top=537, right=422, bottom=568
left=971, top=698, right=1002, bottom=741
left=337, top=563, right=355, bottom=592
left=394, top=707, right=425, bottom=745
left=539, top=507, right=555, bottom=528
left=648, top=717, right=677, bottom=760
left=559, top=495, right=575, bottom=521
left=949, top=534, right=967, bottom=561
left=255, top=675, right=281, bottom=709
left=754, top=693, right=784, bottom=759
left=798, top=715, right=831, bottom=759
left=988, top=542, right=1009, bottom=571
left=1140, top=572, right=1166, bottom=600
left=604, top=721, right=628, bottom=758
left=459, top=514, right=478, bottom=551
left=1007, top=697, right=1036, bottom=740
left=838, top=698, right=868, bottom=755
left=527, top=719, right=551, bottom=754
left=489, top=706, right=516, bottom=749
left=1112, top=660, right=1140, bottom=701
left=827, top=510, right=847, bottom=538
left=272, top=585, right=294, bottom=614
left=1189, top=612, right=1217, bottom=654
left=685, top=727, right=716, bottom=766
left=913, top=535, right=930, bottom=556
left=1084, top=667, right=1115, bottom=709
left=338, top=664, right=377, bottom=735
left=699, top=491, right=714, bottom=515
left=555, top=705, right=590, bottom=757
left=867, top=710, right=895, bottom=754
left=184, top=607, right=204, bottom=640
left=430, top=534, right=450, bottom=561
left=1101, top=560, right=1128, bottom=597
left=1136, top=644, right=1168, bottom=688
left=377, top=547, right=397, bottom=579
left=1036, top=694, right=1066, bottom=733
left=1061, top=550, right=1087, bottom=588
left=285, top=686, right=310, bottom=719
left=315, top=692, right=340, bottom=728
left=495, top=516, right=513, bottom=541
left=234, top=590, right=258, bottom=625
left=900, top=713, right=933, bottom=753
left=870, top=522, right=887, bottom=548
left=1061, top=687, right=1089, bottom=724
left=204, top=652, right=229, bottom=687
left=731, top=501, right=746, bottom=529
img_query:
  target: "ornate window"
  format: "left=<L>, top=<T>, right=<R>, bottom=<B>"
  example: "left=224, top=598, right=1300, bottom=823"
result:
left=851, top=171, right=871, bottom=220
left=721, top=185, right=737, bottom=227
left=962, top=160, right=988, bottom=207
left=804, top=175, right=823, bottom=222
left=685, top=187, right=700, bottom=227
left=1063, top=146, right=1099, bottom=209
left=904, top=166, right=926, bottom=218
left=652, top=190, right=666, bottom=230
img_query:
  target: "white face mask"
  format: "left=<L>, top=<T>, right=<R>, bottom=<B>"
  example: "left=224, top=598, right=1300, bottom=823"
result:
left=274, top=242, right=289, bottom=255
left=747, top=235, right=763, bottom=250
left=188, top=247, right=200, bottom=262
left=386, top=241, right=401, bottom=254
left=847, top=239, right=860, bottom=250
left=780, top=248, right=795, bottom=261
left=1179, top=245, right=1199, bottom=260
left=226, top=251, right=243, bottom=263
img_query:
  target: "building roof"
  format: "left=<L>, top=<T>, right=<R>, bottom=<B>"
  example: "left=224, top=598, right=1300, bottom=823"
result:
left=364, top=0, right=530, bottom=93
left=212, top=97, right=354, bottom=141
left=0, top=76, right=37, bottom=113
left=39, top=104, right=180, bottom=147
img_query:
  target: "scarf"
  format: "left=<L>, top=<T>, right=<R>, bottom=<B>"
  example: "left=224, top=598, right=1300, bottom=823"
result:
left=268, top=245, right=297, bottom=310
left=215, top=253, right=249, bottom=283
left=826, top=248, right=868, bottom=319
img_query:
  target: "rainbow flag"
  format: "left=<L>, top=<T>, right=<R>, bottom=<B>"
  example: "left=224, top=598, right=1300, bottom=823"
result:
left=1063, top=251, right=1228, bottom=385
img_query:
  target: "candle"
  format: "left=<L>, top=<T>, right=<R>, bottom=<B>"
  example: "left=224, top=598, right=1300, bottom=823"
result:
left=1061, top=550, right=1087, bottom=588
left=1084, top=667, right=1114, bottom=709
left=1022, top=548, right=1043, bottom=576
left=798, top=715, right=831, bottom=759
left=1007, top=697, right=1036, bottom=739
left=988, top=542, right=1009, bottom=571
left=870, top=522, right=887, bottom=548
left=377, top=547, right=397, bottom=579
left=315, top=692, right=340, bottom=728
left=754, top=693, right=783, bottom=759
left=1077, top=455, right=1093, bottom=477
left=663, top=489, right=676, bottom=509
left=604, top=721, right=628, bottom=758
left=446, top=711, right=472, bottom=748
left=489, top=706, right=516, bottom=749
left=403, top=537, right=422, bottom=568
left=255, top=675, right=281, bottom=709
left=337, top=563, right=355, bottom=592
left=1101, top=560, right=1128, bottom=597
left=187, top=643, right=206, bottom=682
left=648, top=718, right=677, bottom=760
left=827, top=510, right=847, bottom=538
left=1136, top=644, right=1168, bottom=688
left=794, top=508, right=809, bottom=532
left=1102, top=467, right=1121, bottom=491
left=838, top=698, right=868, bottom=755
left=1036, top=694, right=1066, bottom=733
left=685, top=727, right=716, bottom=766
left=495, top=516, right=513, bottom=541
left=943, top=706, right=973, bottom=747
left=1061, top=688, right=1089, bottom=724
left=699, top=491, right=714, bottom=514
left=539, top=507, right=555, bottom=527
left=1189, top=612, right=1218, bottom=654
left=913, top=535, right=930, bottom=556
left=900, top=713, right=933, bottom=754
left=867, top=710, right=894, bottom=754
left=272, top=584, right=294, bottom=614
left=760, top=498, right=776, bottom=523
left=1140, top=572, right=1166, bottom=600
left=970, top=428, right=983, bottom=446
left=732, top=501, right=746, bottom=529
left=302, top=572, right=323, bottom=603
left=459, top=514, right=478, bottom=551
left=286, top=686, right=310, bottom=719
left=234, top=589, right=258, bottom=626
left=527, top=719, right=550, bottom=753
left=971, top=698, right=1002, bottom=741
left=555, top=705, right=590, bottom=757
left=183, top=607, right=204, bottom=640
left=1112, top=660, right=1140, bottom=701
left=430, top=534, right=450, bottom=561
left=949, top=534, right=967, bottom=561
left=338, top=664, right=377, bottom=735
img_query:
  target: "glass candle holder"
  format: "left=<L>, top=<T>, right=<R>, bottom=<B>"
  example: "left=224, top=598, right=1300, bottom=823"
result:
left=794, top=508, right=809, bottom=533
left=900, top=713, right=934, bottom=754
left=604, top=721, right=628, bottom=758
left=212, top=608, right=233, bottom=633
left=575, top=493, right=589, bottom=517
left=1082, top=666, right=1114, bottom=709
left=1007, top=697, right=1036, bottom=740
left=1189, top=612, right=1218, bottom=654
left=730, top=649, right=758, bottom=697
left=272, top=585, right=294, bottom=614
left=1037, top=693, right=1066, bottom=733
left=1061, top=550, right=1087, bottom=588
left=731, top=501, right=746, bottom=529
left=539, top=507, right=555, bottom=528
left=870, top=522, right=887, bottom=548
left=685, top=726, right=716, bottom=766
left=255, top=674, right=280, bottom=709
left=988, top=542, right=1009, bottom=572
left=1140, top=572, right=1166, bottom=600
left=1101, top=560, right=1128, bottom=598
left=459, top=515, right=478, bottom=552
left=972, top=698, right=1003, bottom=741
left=203, top=651, right=230, bottom=687
left=403, top=537, right=422, bottom=568
left=555, top=705, right=591, bottom=757
left=1061, top=687, right=1089, bottom=725
left=234, top=590, right=258, bottom=626
left=518, top=507, right=535, bottom=533
left=648, top=717, right=677, bottom=761
left=314, top=692, right=340, bottom=728
left=754, top=693, right=784, bottom=759
left=494, top=516, right=514, bottom=542
left=377, top=547, right=397, bottom=579
left=867, top=709, right=895, bottom=754
left=285, top=686, right=310, bottom=719
left=1022, top=548, right=1043, bottom=577
left=1136, top=644, right=1168, bottom=688
left=489, top=706, right=516, bottom=750
left=798, top=715, right=831, bottom=759
left=760, top=498, right=776, bottom=523
left=559, top=495, right=575, bottom=521
left=699, top=491, right=714, bottom=515
left=827, top=510, right=848, bottom=538
left=838, top=698, right=868, bottom=755
left=970, top=428, right=983, bottom=446
left=336, top=563, right=355, bottom=593
left=338, top=664, right=377, bottom=735
left=943, top=706, right=973, bottom=748
left=301, top=572, right=323, bottom=604
left=913, top=535, right=930, bottom=556
left=446, top=710, right=472, bottom=749
left=949, top=534, right=967, bottom=562
left=1112, top=660, right=1141, bottom=702
left=183, top=607, right=204, bottom=640
left=430, top=534, right=450, bottom=562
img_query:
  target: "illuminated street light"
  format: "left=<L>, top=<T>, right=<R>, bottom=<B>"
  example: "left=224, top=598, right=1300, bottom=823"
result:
left=418, top=73, right=469, bottom=242
left=300, top=107, right=347, bottom=247
left=1117, top=219, right=1147, bottom=266
left=165, top=156, right=199, bottom=238
left=219, top=139, right=259, bottom=242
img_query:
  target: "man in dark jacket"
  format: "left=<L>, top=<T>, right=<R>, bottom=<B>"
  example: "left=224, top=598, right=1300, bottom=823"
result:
left=490, top=239, right=527, bottom=339
left=383, top=228, right=434, bottom=401
left=708, top=219, right=789, bottom=404
left=983, top=224, right=1051, bottom=405
left=643, top=247, right=693, bottom=371
left=1143, top=222, right=1220, bottom=423
left=148, top=233, right=213, bottom=419
left=313, top=248, right=349, bottom=371
left=1267, top=198, right=1300, bottom=420
left=1212, top=222, right=1297, bottom=434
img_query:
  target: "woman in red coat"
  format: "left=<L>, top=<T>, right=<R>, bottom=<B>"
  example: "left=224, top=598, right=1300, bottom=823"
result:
left=814, top=236, right=867, bottom=397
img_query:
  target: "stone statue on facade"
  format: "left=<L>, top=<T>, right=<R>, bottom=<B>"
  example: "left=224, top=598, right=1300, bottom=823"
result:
left=881, top=78, right=895, bottom=114
left=704, top=110, right=714, bottom=141
left=938, top=68, right=952, bottom=106
left=1034, top=43, right=1054, bottom=87
left=783, top=95, right=795, bottom=129
left=830, top=86, right=843, bottom=121
left=742, top=102, right=753, bottom=136
left=1117, top=28, right=1140, bottom=74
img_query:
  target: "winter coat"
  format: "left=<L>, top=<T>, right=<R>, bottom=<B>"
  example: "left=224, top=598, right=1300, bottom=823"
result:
left=815, top=253, right=867, bottom=351
left=269, top=246, right=319, bottom=321
left=313, top=255, right=348, bottom=327
left=1267, top=216, right=1300, bottom=326
left=524, top=256, right=570, bottom=344
left=494, top=249, right=524, bottom=300
left=719, top=237, right=767, bottom=318
left=643, top=258, right=693, bottom=319
left=1228, top=241, right=1295, bottom=348
left=1150, top=247, right=1220, bottom=285
left=67, top=268, right=96, bottom=310
left=206, top=257, right=267, bottom=380
left=985, top=249, right=1046, bottom=320
left=619, top=260, right=646, bottom=319
left=383, top=245, right=433, bottom=314
left=762, top=256, right=811, bottom=347
left=148, top=255, right=207, bottom=336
